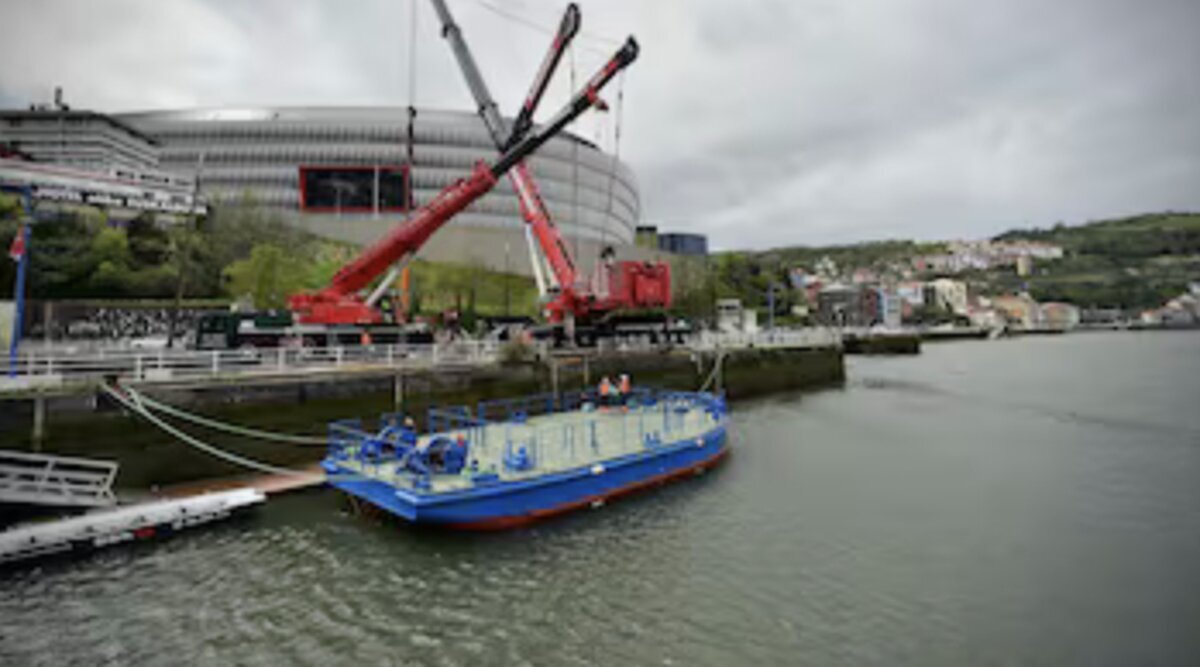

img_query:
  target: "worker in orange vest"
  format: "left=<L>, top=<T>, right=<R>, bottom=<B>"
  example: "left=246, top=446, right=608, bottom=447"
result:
left=618, top=373, right=631, bottom=396
left=598, top=376, right=613, bottom=409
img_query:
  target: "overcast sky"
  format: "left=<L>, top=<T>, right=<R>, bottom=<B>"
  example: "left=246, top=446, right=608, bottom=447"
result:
left=2, top=0, right=1198, bottom=250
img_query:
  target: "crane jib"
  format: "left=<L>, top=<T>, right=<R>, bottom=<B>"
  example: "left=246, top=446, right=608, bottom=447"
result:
left=292, top=34, right=640, bottom=321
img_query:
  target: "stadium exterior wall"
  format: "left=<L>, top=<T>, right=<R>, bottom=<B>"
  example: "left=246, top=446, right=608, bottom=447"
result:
left=115, top=107, right=646, bottom=276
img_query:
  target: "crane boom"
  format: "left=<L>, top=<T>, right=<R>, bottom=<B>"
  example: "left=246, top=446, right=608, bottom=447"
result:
left=430, top=0, right=582, bottom=306
left=507, top=4, right=581, bottom=150
left=288, top=36, right=639, bottom=325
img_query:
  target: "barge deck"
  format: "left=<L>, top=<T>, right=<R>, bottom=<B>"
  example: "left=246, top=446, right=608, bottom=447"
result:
left=323, top=389, right=729, bottom=528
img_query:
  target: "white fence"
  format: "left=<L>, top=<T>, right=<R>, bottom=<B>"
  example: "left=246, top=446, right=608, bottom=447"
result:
left=0, top=328, right=842, bottom=393
left=689, top=328, right=842, bottom=351
left=0, top=341, right=501, bottom=392
left=0, top=449, right=118, bottom=508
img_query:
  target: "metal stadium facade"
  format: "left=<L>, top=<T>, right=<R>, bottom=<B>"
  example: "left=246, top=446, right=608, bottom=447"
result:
left=114, top=107, right=641, bottom=272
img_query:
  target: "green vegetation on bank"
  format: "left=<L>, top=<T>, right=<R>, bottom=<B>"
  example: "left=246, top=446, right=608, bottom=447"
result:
left=996, top=212, right=1200, bottom=258
left=698, top=212, right=1199, bottom=314
left=672, top=240, right=947, bottom=321
left=0, top=193, right=538, bottom=318
left=991, top=212, right=1200, bottom=309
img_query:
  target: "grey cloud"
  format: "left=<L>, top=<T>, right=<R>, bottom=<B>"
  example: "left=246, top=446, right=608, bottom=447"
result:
left=2, top=0, right=1197, bottom=250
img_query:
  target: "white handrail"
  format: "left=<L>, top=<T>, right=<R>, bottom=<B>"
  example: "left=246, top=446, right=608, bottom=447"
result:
left=1, top=329, right=841, bottom=391
left=0, top=449, right=119, bottom=508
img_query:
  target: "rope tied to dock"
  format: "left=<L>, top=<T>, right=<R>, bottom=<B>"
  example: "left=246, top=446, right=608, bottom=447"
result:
left=121, top=387, right=327, bottom=446
left=100, top=383, right=317, bottom=477
left=697, top=349, right=726, bottom=394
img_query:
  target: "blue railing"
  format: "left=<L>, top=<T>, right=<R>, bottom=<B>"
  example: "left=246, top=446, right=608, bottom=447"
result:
left=325, top=388, right=727, bottom=486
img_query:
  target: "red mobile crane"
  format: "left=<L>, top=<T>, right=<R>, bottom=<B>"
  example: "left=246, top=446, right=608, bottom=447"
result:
left=429, top=0, right=672, bottom=342
left=285, top=34, right=641, bottom=330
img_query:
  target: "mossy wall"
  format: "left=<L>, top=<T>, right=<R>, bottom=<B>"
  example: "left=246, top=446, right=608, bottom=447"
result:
left=0, top=346, right=842, bottom=489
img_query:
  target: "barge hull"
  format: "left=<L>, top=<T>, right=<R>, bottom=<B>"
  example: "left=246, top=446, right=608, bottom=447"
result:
left=328, top=425, right=728, bottom=529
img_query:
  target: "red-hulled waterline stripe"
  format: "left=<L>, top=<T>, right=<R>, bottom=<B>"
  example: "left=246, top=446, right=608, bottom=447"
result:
left=446, top=445, right=731, bottom=531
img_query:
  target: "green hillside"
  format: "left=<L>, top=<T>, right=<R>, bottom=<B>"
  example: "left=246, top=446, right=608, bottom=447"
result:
left=996, top=212, right=1200, bottom=258
left=694, top=212, right=1200, bottom=316
left=990, top=212, right=1200, bottom=309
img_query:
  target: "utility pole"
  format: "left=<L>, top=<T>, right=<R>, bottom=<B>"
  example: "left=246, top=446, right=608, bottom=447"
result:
left=768, top=281, right=776, bottom=332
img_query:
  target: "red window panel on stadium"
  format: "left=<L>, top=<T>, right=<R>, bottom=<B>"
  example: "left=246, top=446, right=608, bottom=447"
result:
left=298, top=165, right=410, bottom=213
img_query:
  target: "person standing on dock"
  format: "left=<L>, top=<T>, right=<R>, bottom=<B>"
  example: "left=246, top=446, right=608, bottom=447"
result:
left=618, top=373, right=632, bottom=411
left=399, top=416, right=418, bottom=452
left=599, top=376, right=614, bottom=409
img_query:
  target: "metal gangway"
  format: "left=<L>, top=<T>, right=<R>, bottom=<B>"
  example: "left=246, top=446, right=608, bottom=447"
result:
left=0, top=449, right=118, bottom=508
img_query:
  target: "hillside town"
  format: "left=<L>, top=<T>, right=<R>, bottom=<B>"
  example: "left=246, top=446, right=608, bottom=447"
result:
left=781, top=239, right=1200, bottom=332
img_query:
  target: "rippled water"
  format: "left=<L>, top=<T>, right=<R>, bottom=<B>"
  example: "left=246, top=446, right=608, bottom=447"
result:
left=4, top=331, right=1200, bottom=666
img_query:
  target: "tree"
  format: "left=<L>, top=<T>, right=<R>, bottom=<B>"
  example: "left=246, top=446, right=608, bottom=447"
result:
left=0, top=193, right=25, bottom=295
left=87, top=227, right=134, bottom=293
left=165, top=222, right=211, bottom=345
left=29, top=209, right=105, bottom=298
left=223, top=243, right=311, bottom=309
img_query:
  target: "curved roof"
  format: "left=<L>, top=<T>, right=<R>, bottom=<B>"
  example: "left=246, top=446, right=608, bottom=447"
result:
left=114, top=106, right=602, bottom=151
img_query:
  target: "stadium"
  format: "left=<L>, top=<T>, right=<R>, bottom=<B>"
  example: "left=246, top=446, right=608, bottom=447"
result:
left=114, top=106, right=645, bottom=275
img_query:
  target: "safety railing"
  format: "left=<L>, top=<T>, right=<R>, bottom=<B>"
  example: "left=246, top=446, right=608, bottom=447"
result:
left=689, top=328, right=842, bottom=350
left=1, top=327, right=843, bottom=393
left=326, top=388, right=727, bottom=490
left=0, top=340, right=502, bottom=392
left=0, top=449, right=119, bottom=508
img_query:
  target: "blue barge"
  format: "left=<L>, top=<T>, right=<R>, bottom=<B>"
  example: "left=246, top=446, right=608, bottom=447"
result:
left=321, top=388, right=729, bottom=529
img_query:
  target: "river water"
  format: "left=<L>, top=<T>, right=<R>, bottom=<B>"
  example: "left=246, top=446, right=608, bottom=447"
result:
left=3, top=331, right=1200, bottom=666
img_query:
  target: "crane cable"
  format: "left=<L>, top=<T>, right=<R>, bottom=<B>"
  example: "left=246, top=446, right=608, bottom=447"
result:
left=697, top=349, right=726, bottom=394
left=569, top=43, right=581, bottom=269
left=602, top=70, right=626, bottom=250
left=469, top=0, right=616, bottom=55
left=407, top=0, right=418, bottom=190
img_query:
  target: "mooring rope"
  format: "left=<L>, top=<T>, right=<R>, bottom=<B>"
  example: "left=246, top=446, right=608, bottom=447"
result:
left=101, top=384, right=315, bottom=477
left=123, top=387, right=327, bottom=446
left=698, top=349, right=726, bottom=394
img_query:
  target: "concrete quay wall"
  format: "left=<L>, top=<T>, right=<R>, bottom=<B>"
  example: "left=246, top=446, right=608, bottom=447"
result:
left=0, top=346, right=843, bottom=489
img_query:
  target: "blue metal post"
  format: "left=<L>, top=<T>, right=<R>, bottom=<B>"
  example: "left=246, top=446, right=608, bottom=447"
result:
left=8, top=188, right=32, bottom=378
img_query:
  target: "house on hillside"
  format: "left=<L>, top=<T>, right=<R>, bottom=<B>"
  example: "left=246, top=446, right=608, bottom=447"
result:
left=1040, top=302, right=1081, bottom=330
left=991, top=294, right=1042, bottom=329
